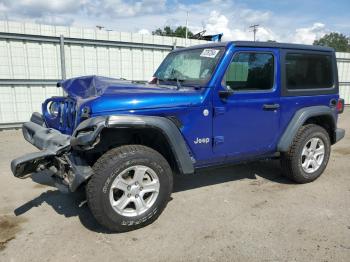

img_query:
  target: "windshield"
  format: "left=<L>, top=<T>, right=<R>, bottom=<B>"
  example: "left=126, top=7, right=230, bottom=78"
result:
left=154, top=47, right=225, bottom=87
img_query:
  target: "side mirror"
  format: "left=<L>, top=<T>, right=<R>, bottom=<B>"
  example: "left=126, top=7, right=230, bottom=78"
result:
left=219, top=89, right=234, bottom=99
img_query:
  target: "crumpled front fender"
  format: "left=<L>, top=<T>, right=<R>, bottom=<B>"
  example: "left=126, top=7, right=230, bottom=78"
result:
left=71, top=115, right=195, bottom=175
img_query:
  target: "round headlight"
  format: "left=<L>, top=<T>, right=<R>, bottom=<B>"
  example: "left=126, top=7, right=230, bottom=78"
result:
left=48, top=101, right=60, bottom=117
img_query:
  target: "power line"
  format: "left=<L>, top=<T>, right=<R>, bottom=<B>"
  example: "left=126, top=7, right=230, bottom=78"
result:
left=249, top=24, right=259, bottom=42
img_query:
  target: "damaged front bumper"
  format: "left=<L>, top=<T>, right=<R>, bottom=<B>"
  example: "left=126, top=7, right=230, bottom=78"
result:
left=10, top=113, right=93, bottom=192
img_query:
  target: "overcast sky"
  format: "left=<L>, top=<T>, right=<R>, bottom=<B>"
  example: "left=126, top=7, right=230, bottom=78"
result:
left=0, top=0, right=349, bottom=44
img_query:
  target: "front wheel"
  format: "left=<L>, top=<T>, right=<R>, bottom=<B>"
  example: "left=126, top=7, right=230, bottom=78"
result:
left=281, top=124, right=331, bottom=183
left=87, top=145, right=173, bottom=232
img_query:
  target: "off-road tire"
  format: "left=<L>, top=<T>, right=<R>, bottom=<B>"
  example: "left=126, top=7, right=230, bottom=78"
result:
left=281, top=124, right=331, bottom=183
left=86, top=145, right=173, bottom=232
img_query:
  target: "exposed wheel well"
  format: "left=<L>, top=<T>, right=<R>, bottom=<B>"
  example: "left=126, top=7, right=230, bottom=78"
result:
left=303, top=115, right=336, bottom=143
left=84, top=127, right=179, bottom=173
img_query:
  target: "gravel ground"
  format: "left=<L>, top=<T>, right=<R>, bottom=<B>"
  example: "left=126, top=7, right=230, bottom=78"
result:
left=0, top=109, right=349, bottom=262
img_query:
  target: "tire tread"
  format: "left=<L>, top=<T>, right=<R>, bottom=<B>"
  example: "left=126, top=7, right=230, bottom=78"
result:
left=86, top=145, right=172, bottom=232
left=281, top=124, right=330, bottom=183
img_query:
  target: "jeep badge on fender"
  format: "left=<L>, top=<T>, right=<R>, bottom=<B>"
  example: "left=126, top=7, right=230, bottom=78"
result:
left=194, top=137, right=210, bottom=144
left=11, top=41, right=345, bottom=232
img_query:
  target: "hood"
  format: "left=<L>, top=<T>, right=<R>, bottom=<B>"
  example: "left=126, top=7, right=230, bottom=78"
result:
left=59, top=76, right=205, bottom=113
left=60, top=75, right=141, bottom=98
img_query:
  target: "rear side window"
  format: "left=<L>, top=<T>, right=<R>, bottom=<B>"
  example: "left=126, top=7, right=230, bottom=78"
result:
left=223, top=52, right=274, bottom=91
left=286, top=53, right=334, bottom=90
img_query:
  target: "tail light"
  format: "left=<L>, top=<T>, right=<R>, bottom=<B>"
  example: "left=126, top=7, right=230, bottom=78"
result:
left=337, top=98, right=345, bottom=114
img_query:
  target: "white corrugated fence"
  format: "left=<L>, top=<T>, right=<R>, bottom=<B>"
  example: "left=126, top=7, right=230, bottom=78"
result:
left=0, top=20, right=207, bottom=127
left=0, top=20, right=349, bottom=127
left=336, top=52, right=350, bottom=104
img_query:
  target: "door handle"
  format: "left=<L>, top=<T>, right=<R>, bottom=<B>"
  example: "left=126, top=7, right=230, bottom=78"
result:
left=263, top=103, right=280, bottom=110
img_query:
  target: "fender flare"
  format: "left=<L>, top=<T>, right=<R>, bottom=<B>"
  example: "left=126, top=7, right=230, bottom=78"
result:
left=277, top=106, right=336, bottom=152
left=70, top=115, right=194, bottom=175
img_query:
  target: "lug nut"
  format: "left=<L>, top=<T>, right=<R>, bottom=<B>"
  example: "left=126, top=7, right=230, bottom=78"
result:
left=135, top=182, right=139, bottom=186
left=140, top=187, right=143, bottom=191
left=135, top=194, right=139, bottom=198
left=127, top=185, right=131, bottom=191
left=127, top=193, right=131, bottom=198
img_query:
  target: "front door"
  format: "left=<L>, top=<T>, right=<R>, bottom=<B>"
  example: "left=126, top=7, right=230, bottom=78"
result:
left=213, top=48, right=280, bottom=160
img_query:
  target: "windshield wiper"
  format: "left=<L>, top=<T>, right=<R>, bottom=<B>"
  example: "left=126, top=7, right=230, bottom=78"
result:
left=157, top=78, right=184, bottom=90
left=163, top=78, right=185, bottom=90
left=158, top=78, right=204, bottom=90
left=176, top=77, right=182, bottom=90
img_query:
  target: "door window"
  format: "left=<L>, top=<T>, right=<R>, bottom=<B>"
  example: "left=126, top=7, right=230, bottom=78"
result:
left=223, top=52, right=274, bottom=91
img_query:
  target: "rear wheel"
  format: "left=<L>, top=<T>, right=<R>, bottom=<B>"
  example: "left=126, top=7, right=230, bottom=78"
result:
left=87, top=145, right=173, bottom=232
left=281, top=124, right=331, bottom=183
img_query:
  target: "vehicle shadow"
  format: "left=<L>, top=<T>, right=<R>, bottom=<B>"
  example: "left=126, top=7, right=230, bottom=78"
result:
left=13, top=159, right=292, bottom=233
left=13, top=185, right=108, bottom=233
left=174, top=159, right=293, bottom=192
left=15, top=170, right=108, bottom=233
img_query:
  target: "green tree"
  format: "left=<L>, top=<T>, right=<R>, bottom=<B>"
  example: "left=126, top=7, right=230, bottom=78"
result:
left=313, top=32, right=350, bottom=52
left=152, top=26, right=193, bottom=38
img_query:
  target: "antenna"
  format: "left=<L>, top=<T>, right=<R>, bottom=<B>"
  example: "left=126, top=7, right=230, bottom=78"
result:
left=185, top=11, right=189, bottom=46
left=201, top=21, right=206, bottom=32
left=249, top=24, right=259, bottom=42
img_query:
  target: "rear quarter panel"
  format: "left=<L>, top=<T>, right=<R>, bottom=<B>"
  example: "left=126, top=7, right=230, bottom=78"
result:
left=279, top=94, right=339, bottom=136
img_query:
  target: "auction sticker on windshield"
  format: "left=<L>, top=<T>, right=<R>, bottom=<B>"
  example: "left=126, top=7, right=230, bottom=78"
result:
left=200, top=49, right=220, bottom=58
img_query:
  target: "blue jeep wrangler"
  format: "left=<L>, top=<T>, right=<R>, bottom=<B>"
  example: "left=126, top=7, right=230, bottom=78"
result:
left=11, top=41, right=345, bottom=232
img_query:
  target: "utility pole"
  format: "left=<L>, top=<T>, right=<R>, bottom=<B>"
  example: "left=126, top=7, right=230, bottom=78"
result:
left=249, top=24, right=259, bottom=41
left=185, top=11, right=189, bottom=46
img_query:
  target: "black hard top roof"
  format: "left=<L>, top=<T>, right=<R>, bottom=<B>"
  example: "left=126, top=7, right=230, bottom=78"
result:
left=177, top=41, right=334, bottom=52
left=232, top=41, right=334, bottom=52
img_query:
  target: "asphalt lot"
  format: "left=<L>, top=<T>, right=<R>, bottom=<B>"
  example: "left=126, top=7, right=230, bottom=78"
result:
left=0, top=109, right=349, bottom=262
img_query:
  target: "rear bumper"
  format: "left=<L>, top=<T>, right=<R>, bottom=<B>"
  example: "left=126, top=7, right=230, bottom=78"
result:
left=334, top=128, right=345, bottom=143
left=11, top=114, right=92, bottom=191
